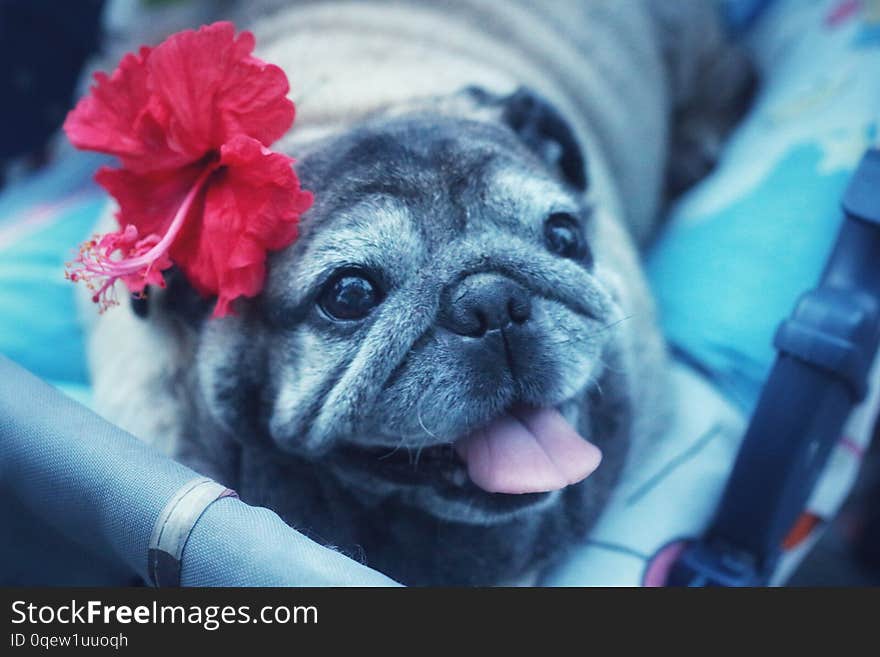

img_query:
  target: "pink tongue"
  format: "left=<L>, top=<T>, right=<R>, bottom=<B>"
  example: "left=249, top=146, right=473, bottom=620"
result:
left=455, top=407, right=602, bottom=494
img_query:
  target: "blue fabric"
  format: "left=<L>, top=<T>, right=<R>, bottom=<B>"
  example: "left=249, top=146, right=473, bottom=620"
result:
left=717, top=0, right=775, bottom=34
left=0, top=148, right=108, bottom=387
left=0, top=355, right=399, bottom=586
left=647, top=0, right=880, bottom=411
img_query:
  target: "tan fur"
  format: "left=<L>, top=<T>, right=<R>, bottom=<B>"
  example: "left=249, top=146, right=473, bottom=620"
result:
left=83, top=0, right=741, bottom=491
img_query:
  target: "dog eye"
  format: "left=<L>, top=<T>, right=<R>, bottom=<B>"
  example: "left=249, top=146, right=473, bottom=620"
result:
left=318, top=270, right=383, bottom=321
left=543, top=212, right=587, bottom=260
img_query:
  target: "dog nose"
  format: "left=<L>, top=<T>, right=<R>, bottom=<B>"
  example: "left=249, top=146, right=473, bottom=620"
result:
left=439, top=273, right=531, bottom=337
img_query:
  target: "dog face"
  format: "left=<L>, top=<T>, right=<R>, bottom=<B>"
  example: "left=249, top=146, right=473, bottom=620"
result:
left=189, top=89, right=628, bottom=525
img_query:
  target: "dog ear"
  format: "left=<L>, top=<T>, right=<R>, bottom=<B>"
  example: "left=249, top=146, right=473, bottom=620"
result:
left=465, top=86, right=588, bottom=191
left=130, top=294, right=150, bottom=318
left=130, top=267, right=212, bottom=325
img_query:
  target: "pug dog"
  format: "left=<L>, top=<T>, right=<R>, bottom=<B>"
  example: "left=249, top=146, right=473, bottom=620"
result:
left=83, top=0, right=753, bottom=585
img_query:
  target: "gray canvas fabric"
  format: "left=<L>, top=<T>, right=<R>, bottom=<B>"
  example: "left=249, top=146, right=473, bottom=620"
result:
left=0, top=355, right=398, bottom=586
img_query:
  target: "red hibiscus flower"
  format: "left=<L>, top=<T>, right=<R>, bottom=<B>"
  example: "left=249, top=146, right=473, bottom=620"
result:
left=64, top=21, right=313, bottom=317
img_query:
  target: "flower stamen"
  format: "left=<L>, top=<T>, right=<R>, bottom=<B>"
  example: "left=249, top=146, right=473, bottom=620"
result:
left=67, top=165, right=217, bottom=312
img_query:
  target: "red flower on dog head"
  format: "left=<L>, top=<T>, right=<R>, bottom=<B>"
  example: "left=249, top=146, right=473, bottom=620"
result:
left=64, top=21, right=313, bottom=317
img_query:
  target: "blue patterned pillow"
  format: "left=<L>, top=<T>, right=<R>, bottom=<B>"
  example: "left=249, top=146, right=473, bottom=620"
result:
left=648, top=0, right=880, bottom=410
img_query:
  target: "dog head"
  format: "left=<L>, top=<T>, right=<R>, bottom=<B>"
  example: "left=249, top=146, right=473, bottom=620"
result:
left=165, top=88, right=635, bottom=524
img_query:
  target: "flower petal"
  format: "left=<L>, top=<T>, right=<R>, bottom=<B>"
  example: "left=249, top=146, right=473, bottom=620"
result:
left=216, top=57, right=296, bottom=148
left=171, top=135, right=312, bottom=316
left=147, top=22, right=295, bottom=154
left=95, top=163, right=205, bottom=238
left=63, top=46, right=189, bottom=172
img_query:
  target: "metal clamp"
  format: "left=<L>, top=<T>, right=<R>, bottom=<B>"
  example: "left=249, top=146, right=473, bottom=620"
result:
left=147, top=477, right=237, bottom=587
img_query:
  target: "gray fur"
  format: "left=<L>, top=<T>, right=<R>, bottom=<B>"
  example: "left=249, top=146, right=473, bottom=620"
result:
left=83, top=1, right=752, bottom=585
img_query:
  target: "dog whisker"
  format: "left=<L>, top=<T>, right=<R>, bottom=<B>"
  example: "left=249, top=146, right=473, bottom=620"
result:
left=377, top=433, right=411, bottom=460
left=412, top=443, right=426, bottom=467
left=416, top=392, right=442, bottom=441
